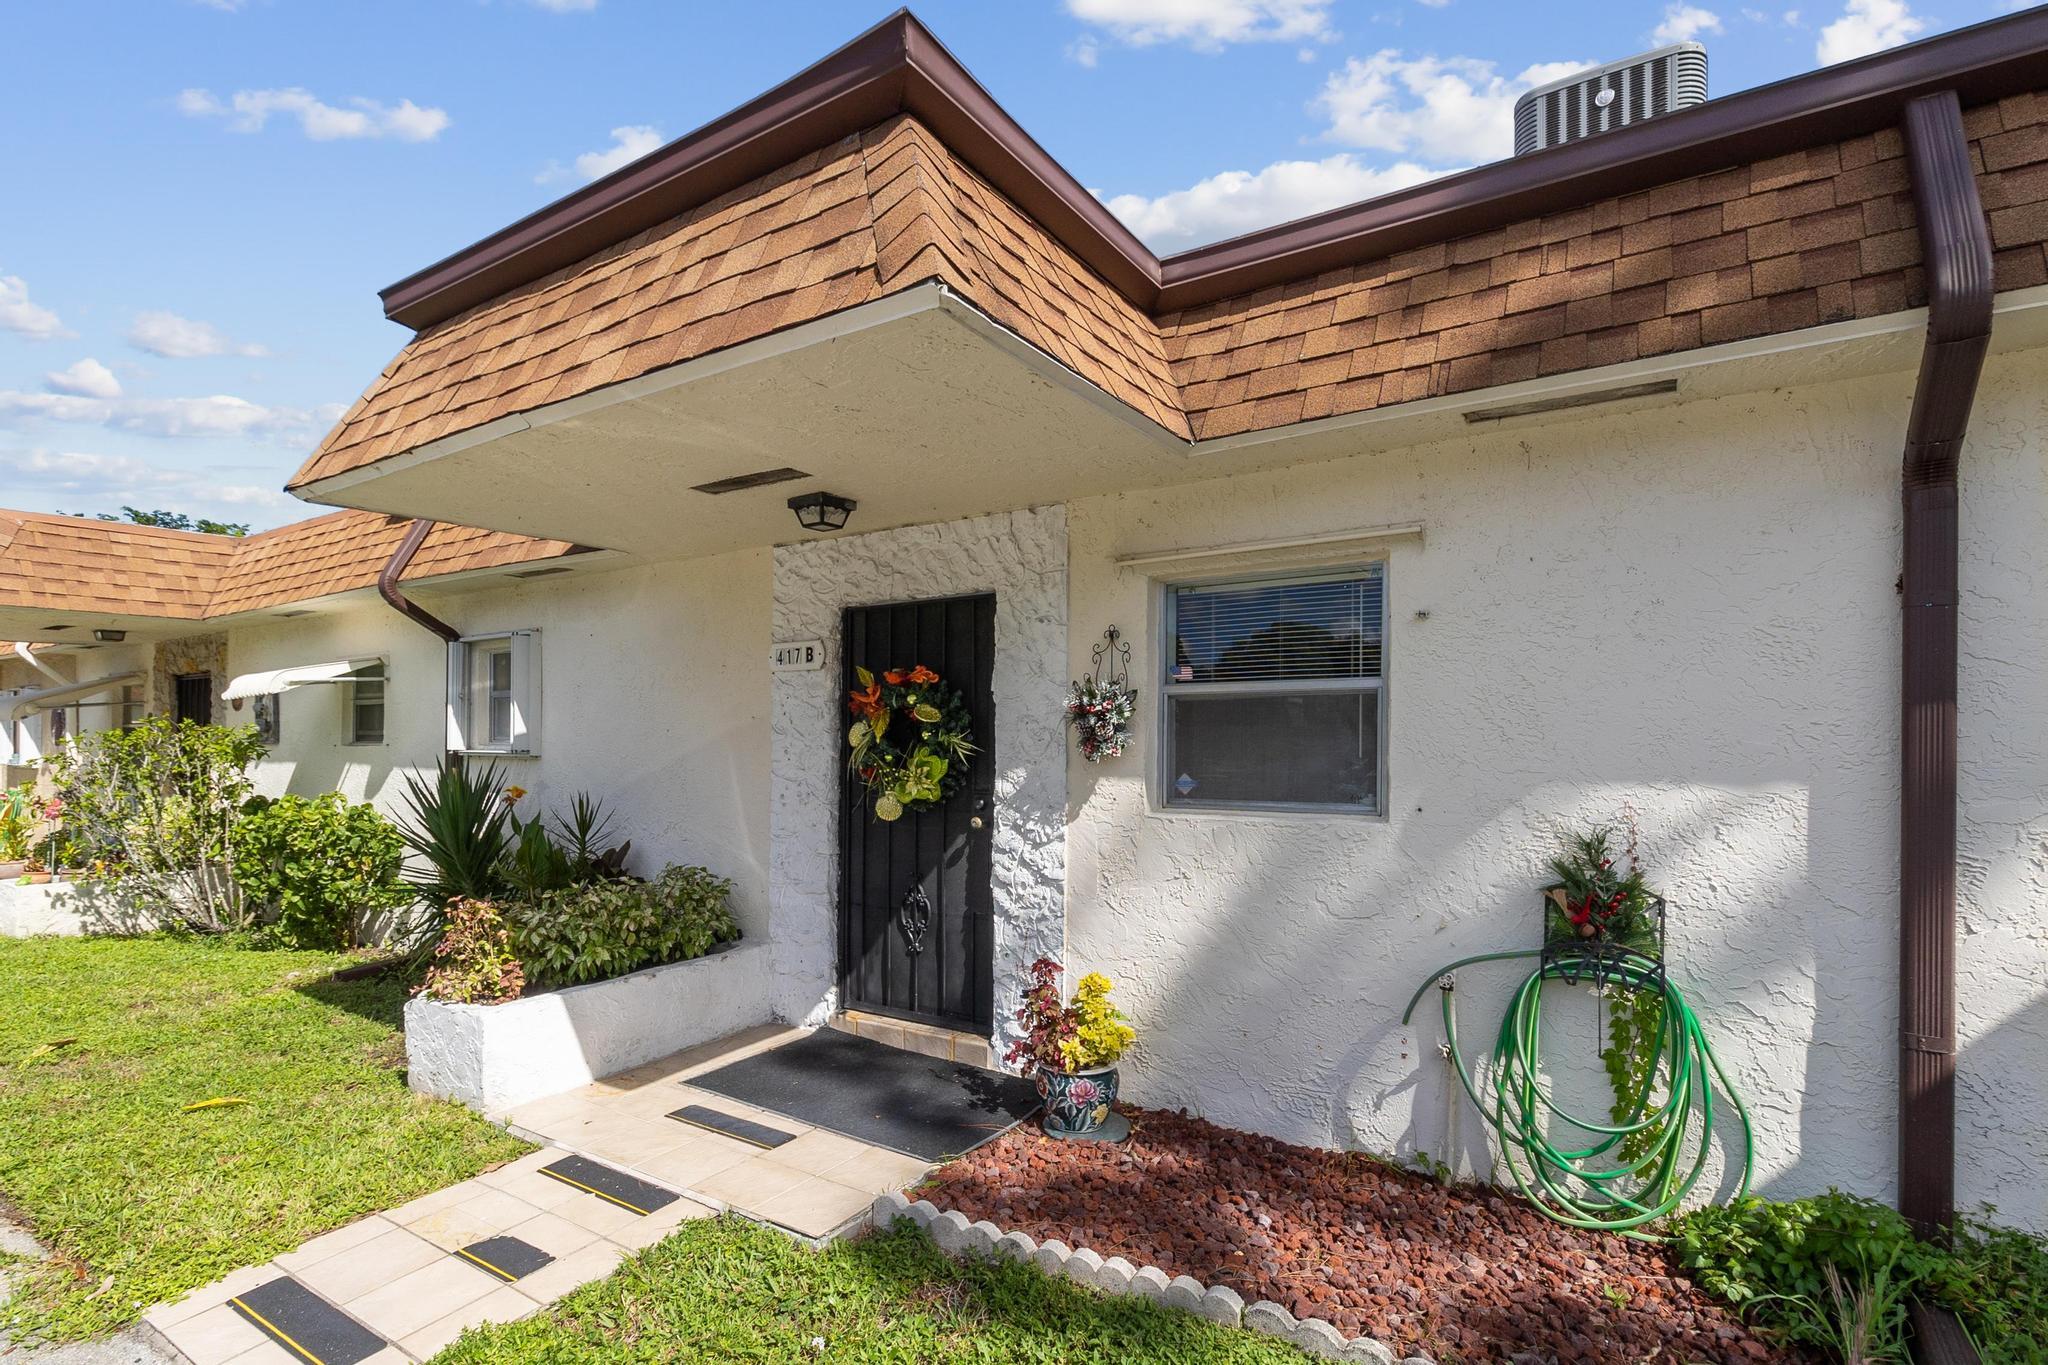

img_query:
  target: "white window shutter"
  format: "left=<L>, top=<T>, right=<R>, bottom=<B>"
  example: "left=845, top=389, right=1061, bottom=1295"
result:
left=508, top=630, right=540, bottom=755
left=445, top=640, right=469, bottom=753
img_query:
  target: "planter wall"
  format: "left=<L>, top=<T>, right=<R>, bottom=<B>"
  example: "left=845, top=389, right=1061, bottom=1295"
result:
left=0, top=878, right=88, bottom=937
left=404, top=940, right=774, bottom=1115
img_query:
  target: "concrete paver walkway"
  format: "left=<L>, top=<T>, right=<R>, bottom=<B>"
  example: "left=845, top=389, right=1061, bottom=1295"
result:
left=138, top=1026, right=934, bottom=1364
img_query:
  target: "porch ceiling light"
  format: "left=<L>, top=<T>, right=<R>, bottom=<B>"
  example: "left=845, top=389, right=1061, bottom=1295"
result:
left=788, top=491, right=856, bottom=534
left=93, top=629, right=126, bottom=643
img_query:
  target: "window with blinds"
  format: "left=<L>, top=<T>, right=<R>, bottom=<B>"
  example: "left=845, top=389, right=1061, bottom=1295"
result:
left=1162, top=566, right=1385, bottom=813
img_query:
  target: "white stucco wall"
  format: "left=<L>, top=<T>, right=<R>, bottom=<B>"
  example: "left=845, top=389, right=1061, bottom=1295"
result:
left=1065, top=347, right=2048, bottom=1230
left=768, top=507, right=1068, bottom=1051
left=223, top=549, right=773, bottom=937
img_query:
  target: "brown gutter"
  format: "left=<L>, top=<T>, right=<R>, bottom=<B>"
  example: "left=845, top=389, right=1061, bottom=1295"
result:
left=1897, top=89, right=1993, bottom=1236
left=378, top=519, right=461, bottom=645
left=378, top=6, right=2048, bottom=331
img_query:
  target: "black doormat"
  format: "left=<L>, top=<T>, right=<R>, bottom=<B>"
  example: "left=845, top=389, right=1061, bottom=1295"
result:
left=457, top=1236, right=555, bottom=1282
left=688, top=1028, right=1040, bottom=1162
left=667, top=1103, right=798, bottom=1149
left=229, top=1277, right=386, bottom=1365
left=538, top=1154, right=680, bottom=1215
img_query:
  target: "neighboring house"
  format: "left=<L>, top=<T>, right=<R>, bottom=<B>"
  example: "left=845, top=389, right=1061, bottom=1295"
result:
left=4, top=11, right=2046, bottom=1231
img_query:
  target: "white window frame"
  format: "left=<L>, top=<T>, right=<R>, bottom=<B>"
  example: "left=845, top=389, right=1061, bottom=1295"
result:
left=345, top=665, right=387, bottom=746
left=447, top=630, right=541, bottom=757
left=1154, top=563, right=1388, bottom=818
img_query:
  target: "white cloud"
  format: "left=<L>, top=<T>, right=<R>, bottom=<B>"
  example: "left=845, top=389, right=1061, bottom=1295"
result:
left=1068, top=35, right=1103, bottom=66
left=0, top=273, right=68, bottom=340
left=1652, top=4, right=1725, bottom=44
left=44, top=359, right=122, bottom=400
left=1065, top=0, right=1337, bottom=50
left=1316, top=51, right=1589, bottom=166
left=127, top=310, right=268, bottom=360
left=1103, top=154, right=1440, bottom=249
left=538, top=125, right=665, bottom=184
left=0, top=389, right=341, bottom=441
left=178, top=86, right=450, bottom=142
left=9, top=448, right=299, bottom=525
left=1815, top=0, right=1924, bottom=63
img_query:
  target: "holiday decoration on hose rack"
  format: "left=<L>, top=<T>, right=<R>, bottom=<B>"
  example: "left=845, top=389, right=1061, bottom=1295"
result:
left=1403, top=820, right=1755, bottom=1233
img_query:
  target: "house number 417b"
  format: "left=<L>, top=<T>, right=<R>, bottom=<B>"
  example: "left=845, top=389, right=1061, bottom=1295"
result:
left=771, top=640, right=825, bottom=672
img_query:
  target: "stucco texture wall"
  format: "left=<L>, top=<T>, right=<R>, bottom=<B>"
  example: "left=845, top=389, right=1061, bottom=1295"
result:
left=769, top=507, right=1068, bottom=1049
left=1065, top=347, right=2048, bottom=1230
left=225, top=549, right=773, bottom=937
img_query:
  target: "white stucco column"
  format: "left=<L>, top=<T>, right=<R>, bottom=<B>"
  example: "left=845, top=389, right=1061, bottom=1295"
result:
left=768, top=506, right=1068, bottom=1058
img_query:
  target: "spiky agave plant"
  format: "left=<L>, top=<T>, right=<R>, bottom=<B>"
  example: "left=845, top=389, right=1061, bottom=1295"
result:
left=397, top=761, right=513, bottom=945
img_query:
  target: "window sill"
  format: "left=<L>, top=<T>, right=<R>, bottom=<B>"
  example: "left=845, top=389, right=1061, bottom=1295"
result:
left=455, top=748, right=539, bottom=759
left=1147, top=800, right=1387, bottom=825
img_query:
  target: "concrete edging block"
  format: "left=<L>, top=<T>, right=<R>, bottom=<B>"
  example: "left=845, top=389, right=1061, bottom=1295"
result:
left=904, top=1198, right=1432, bottom=1365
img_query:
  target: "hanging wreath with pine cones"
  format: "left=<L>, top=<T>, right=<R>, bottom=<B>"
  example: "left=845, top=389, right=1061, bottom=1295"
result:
left=846, top=664, right=977, bottom=821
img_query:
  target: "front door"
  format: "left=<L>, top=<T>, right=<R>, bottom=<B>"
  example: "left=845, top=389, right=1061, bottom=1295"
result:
left=174, top=673, right=212, bottom=726
left=838, top=593, right=996, bottom=1031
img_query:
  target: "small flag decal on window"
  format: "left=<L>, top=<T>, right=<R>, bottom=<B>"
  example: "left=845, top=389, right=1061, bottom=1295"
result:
left=1175, top=774, right=1198, bottom=795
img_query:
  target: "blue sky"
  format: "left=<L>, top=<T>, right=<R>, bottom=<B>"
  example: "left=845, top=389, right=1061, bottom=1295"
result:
left=0, top=0, right=2021, bottom=531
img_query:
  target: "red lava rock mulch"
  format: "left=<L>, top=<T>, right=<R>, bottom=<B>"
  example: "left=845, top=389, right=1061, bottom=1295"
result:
left=923, top=1107, right=1799, bottom=1365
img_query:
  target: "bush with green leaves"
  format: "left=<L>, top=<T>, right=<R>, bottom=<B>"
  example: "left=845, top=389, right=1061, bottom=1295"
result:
left=1, top=782, right=35, bottom=862
left=1672, top=1191, right=2047, bottom=1364
left=50, top=717, right=266, bottom=930
left=229, top=793, right=411, bottom=950
left=416, top=898, right=526, bottom=1005
left=508, top=864, right=738, bottom=990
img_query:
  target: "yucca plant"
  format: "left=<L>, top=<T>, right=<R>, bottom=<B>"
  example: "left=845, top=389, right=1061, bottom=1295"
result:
left=398, top=760, right=513, bottom=914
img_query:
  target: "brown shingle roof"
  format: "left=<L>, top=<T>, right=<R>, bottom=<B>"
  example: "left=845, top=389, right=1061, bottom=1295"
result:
left=289, top=21, right=2048, bottom=492
left=0, top=509, right=575, bottom=624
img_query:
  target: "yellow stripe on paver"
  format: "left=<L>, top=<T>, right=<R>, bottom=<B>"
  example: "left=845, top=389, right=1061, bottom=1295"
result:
left=229, top=1296, right=327, bottom=1365
left=536, top=1165, right=658, bottom=1215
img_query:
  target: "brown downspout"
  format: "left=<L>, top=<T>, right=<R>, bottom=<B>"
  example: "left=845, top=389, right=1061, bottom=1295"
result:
left=1897, top=90, right=1993, bottom=1237
left=378, top=519, right=463, bottom=767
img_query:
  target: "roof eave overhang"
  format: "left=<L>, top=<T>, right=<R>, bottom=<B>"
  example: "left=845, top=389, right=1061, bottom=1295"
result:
left=380, top=10, right=1160, bottom=330
left=379, top=6, right=2048, bottom=333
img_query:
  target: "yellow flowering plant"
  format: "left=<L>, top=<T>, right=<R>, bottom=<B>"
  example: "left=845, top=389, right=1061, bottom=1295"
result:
left=1058, top=972, right=1135, bottom=1071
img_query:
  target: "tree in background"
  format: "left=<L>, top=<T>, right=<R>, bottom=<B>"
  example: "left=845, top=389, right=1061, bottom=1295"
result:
left=58, top=507, right=249, bottom=536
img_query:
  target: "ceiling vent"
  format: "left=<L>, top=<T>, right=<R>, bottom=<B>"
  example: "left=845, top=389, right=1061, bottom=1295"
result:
left=1513, top=43, right=1707, bottom=155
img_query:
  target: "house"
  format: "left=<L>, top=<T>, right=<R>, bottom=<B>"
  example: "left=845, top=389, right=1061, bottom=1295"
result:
left=4, top=10, right=2046, bottom=1234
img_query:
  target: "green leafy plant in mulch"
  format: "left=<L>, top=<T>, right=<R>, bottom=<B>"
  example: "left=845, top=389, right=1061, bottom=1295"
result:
left=435, top=1215, right=1312, bottom=1365
left=0, top=935, right=528, bottom=1342
left=1672, top=1189, right=2048, bottom=1364
left=228, top=792, right=411, bottom=950
left=506, top=865, right=738, bottom=991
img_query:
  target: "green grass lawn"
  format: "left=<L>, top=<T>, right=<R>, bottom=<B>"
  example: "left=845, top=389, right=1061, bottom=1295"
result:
left=0, top=935, right=529, bottom=1341
left=437, top=1216, right=1309, bottom=1364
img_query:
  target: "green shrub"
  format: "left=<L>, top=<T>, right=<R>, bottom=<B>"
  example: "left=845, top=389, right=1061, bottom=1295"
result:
left=508, top=864, right=738, bottom=990
left=1672, top=1191, right=2048, bottom=1364
left=229, top=793, right=411, bottom=950
left=417, top=898, right=525, bottom=1004
left=50, top=717, right=266, bottom=930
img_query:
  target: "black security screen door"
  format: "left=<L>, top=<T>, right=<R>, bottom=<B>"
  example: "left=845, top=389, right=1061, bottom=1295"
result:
left=839, top=593, right=996, bottom=1031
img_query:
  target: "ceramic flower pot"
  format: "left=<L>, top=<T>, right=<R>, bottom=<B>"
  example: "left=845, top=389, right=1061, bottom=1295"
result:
left=1038, top=1063, right=1119, bottom=1137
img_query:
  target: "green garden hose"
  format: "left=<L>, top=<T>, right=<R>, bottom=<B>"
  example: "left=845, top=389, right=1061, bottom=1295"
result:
left=1402, top=947, right=1754, bottom=1233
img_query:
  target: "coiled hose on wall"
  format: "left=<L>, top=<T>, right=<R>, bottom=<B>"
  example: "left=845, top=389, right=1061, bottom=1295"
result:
left=1402, top=947, right=1754, bottom=1233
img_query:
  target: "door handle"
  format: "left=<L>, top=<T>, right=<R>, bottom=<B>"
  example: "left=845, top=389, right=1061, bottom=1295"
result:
left=970, top=816, right=985, bottom=829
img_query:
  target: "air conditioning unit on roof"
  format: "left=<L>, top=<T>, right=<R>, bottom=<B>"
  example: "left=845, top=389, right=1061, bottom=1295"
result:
left=1513, top=43, right=1708, bottom=156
